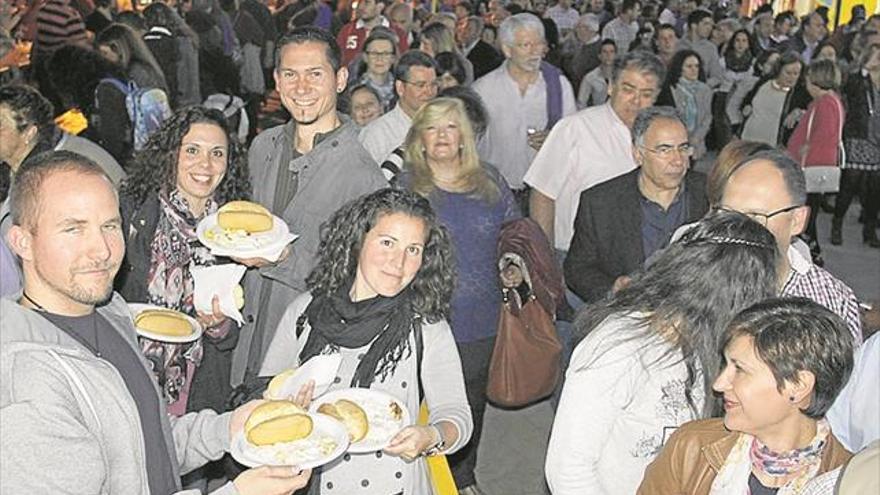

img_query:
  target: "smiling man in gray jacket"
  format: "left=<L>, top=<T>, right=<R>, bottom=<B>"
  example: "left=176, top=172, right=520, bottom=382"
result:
left=0, top=150, right=311, bottom=495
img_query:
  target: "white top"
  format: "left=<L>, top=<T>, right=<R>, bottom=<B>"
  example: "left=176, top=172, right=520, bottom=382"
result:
left=359, top=104, right=412, bottom=165
left=260, top=293, right=473, bottom=495
left=545, top=5, right=580, bottom=32
left=741, top=81, right=787, bottom=146
left=545, top=313, right=704, bottom=495
left=827, top=332, right=880, bottom=453
left=576, top=66, right=609, bottom=109
left=523, top=102, right=635, bottom=250
left=601, top=18, right=638, bottom=54
left=473, top=61, right=577, bottom=189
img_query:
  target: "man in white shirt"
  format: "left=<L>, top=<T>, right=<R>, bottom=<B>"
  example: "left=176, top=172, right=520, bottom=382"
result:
left=676, top=9, right=723, bottom=84
left=473, top=13, right=576, bottom=206
left=601, top=0, right=641, bottom=54
left=525, top=50, right=666, bottom=252
left=577, top=38, right=616, bottom=108
left=544, top=0, right=579, bottom=36
left=359, top=50, right=439, bottom=167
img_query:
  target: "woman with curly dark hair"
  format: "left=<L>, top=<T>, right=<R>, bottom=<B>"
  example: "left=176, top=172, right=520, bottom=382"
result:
left=115, top=105, right=251, bottom=416
left=260, top=188, right=473, bottom=494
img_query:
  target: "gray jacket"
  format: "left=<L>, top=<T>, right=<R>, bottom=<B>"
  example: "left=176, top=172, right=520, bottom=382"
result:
left=231, top=118, right=387, bottom=386
left=0, top=294, right=237, bottom=495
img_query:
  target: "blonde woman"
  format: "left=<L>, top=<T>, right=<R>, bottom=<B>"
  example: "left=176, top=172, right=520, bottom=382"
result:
left=400, top=97, right=520, bottom=494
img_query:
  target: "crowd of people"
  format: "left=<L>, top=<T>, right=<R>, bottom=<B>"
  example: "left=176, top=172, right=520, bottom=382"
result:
left=0, top=0, right=878, bottom=494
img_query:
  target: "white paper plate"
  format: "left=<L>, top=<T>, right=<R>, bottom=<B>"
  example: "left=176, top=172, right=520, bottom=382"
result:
left=267, top=354, right=343, bottom=400
left=230, top=413, right=349, bottom=468
left=310, top=388, right=411, bottom=453
left=196, top=212, right=295, bottom=259
left=128, top=303, right=203, bottom=343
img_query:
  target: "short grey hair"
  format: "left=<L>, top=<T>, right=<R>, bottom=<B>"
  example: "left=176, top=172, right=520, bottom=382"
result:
left=611, top=50, right=667, bottom=86
left=725, top=149, right=808, bottom=205
left=631, top=106, right=685, bottom=146
left=498, top=13, right=545, bottom=47
left=577, top=13, right=600, bottom=32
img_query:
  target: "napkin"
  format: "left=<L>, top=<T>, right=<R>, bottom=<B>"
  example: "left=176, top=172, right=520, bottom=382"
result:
left=192, top=264, right=247, bottom=325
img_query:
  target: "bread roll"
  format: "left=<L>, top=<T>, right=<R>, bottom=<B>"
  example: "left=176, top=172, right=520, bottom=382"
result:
left=318, top=399, right=368, bottom=442
left=217, top=200, right=273, bottom=233
left=135, top=309, right=192, bottom=337
left=246, top=413, right=313, bottom=446
left=244, top=400, right=312, bottom=446
left=264, top=369, right=297, bottom=399
left=233, top=285, right=245, bottom=310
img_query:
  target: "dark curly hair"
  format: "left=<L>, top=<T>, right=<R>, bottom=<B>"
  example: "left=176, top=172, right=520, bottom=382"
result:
left=306, top=188, right=455, bottom=323
left=120, top=106, right=251, bottom=206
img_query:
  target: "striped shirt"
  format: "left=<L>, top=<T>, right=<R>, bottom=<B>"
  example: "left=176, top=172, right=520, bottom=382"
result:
left=35, top=0, right=88, bottom=54
left=783, top=240, right=864, bottom=344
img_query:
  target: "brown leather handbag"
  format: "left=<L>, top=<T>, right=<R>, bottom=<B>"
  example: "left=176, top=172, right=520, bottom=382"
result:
left=486, top=218, right=564, bottom=408
left=486, top=288, right=562, bottom=407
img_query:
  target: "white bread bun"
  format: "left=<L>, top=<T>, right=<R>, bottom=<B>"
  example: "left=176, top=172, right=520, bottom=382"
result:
left=318, top=399, right=368, bottom=442
left=218, top=201, right=273, bottom=233
left=244, top=400, right=312, bottom=446
left=134, top=309, right=192, bottom=337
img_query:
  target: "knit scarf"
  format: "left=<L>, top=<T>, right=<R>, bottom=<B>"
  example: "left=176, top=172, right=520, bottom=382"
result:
left=678, top=79, right=700, bottom=134
left=709, top=419, right=831, bottom=495
left=298, top=285, right=418, bottom=388
left=725, top=51, right=754, bottom=74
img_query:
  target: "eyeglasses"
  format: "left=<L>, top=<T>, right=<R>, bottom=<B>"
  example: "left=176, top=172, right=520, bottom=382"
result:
left=640, top=144, right=694, bottom=158
left=401, top=79, right=440, bottom=90
left=713, top=204, right=802, bottom=226
left=365, top=50, right=394, bottom=58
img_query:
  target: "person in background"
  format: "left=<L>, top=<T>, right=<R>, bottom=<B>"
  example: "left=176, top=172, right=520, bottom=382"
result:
left=654, top=22, right=679, bottom=66
left=96, top=22, right=169, bottom=94
left=544, top=0, right=578, bottom=38
left=336, top=0, right=407, bottom=66
left=561, top=13, right=601, bottom=97
left=827, top=331, right=880, bottom=453
left=548, top=209, right=780, bottom=495
left=474, top=13, right=576, bottom=213
left=400, top=97, right=520, bottom=495
left=726, top=48, right=779, bottom=137
left=360, top=50, right=439, bottom=166
left=84, top=0, right=116, bottom=35
left=116, top=106, right=250, bottom=415
left=143, top=2, right=182, bottom=109
left=347, top=82, right=385, bottom=127
left=574, top=38, right=613, bottom=109
left=601, top=0, right=640, bottom=55
left=351, top=27, right=400, bottom=111
left=639, top=297, right=854, bottom=494
left=1, top=150, right=311, bottom=495
left=420, top=21, right=474, bottom=84
left=436, top=51, right=468, bottom=89
left=656, top=49, right=712, bottom=160
left=740, top=50, right=803, bottom=147
left=834, top=43, right=880, bottom=249
left=677, top=9, right=722, bottom=85
left=460, top=15, right=504, bottom=80
left=790, top=11, right=827, bottom=62
left=564, top=106, right=708, bottom=303
left=260, top=188, right=473, bottom=494
left=786, top=59, right=845, bottom=266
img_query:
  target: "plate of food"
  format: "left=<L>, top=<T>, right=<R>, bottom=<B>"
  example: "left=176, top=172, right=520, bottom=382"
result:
left=231, top=400, right=349, bottom=469
left=310, top=388, right=410, bottom=454
left=128, top=304, right=203, bottom=343
left=197, top=201, right=296, bottom=260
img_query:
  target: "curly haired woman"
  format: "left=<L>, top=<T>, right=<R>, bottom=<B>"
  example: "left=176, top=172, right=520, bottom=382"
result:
left=260, top=188, right=473, bottom=494
left=115, top=106, right=251, bottom=415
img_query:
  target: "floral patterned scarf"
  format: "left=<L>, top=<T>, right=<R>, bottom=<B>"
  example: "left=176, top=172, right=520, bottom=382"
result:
left=140, top=190, right=217, bottom=415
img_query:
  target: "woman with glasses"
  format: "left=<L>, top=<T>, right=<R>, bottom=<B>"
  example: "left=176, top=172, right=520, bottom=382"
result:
left=547, top=209, right=780, bottom=495
left=352, top=28, right=399, bottom=111
left=400, top=97, right=520, bottom=493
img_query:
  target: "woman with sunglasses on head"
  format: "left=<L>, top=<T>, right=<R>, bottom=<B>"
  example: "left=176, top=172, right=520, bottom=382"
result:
left=546, top=209, right=780, bottom=495
left=259, top=188, right=472, bottom=494
left=639, top=297, right=854, bottom=494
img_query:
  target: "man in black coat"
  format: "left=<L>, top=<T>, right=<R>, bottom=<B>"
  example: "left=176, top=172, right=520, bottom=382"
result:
left=564, top=106, right=709, bottom=303
left=460, top=15, right=504, bottom=80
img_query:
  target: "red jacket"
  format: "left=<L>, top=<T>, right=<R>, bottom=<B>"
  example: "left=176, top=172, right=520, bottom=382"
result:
left=787, top=92, right=845, bottom=167
left=336, top=17, right=408, bottom=66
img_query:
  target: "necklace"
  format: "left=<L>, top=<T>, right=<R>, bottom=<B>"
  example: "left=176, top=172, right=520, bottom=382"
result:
left=21, top=291, right=102, bottom=358
left=21, top=291, right=46, bottom=311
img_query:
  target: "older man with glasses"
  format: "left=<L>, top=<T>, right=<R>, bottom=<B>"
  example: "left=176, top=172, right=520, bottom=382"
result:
left=715, top=148, right=863, bottom=343
left=564, top=106, right=709, bottom=303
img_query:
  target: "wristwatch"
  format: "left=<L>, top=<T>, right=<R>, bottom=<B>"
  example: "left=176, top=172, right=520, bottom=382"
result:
left=421, top=424, right=446, bottom=457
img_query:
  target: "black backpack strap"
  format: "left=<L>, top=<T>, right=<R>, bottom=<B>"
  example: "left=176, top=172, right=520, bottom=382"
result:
left=413, top=315, right=425, bottom=405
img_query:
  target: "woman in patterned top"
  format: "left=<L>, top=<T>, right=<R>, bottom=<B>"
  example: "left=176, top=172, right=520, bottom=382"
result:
left=546, top=209, right=780, bottom=495
left=115, top=106, right=251, bottom=415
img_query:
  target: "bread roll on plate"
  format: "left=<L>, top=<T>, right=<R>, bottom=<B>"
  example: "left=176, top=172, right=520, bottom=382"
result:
left=217, top=200, right=273, bottom=233
left=134, top=309, right=193, bottom=337
left=245, top=400, right=313, bottom=446
left=317, top=399, right=369, bottom=442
